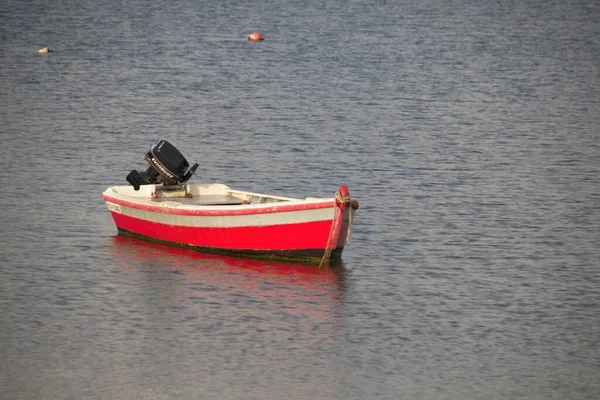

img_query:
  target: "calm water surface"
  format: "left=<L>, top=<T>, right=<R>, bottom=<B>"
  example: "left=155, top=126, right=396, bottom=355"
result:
left=1, top=0, right=599, bottom=399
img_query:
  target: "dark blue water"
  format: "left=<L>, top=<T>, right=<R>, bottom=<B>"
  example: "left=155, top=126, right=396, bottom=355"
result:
left=1, top=0, right=599, bottom=398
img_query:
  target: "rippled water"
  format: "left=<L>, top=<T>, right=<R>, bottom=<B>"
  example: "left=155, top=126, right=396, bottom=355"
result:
left=1, top=0, right=599, bottom=399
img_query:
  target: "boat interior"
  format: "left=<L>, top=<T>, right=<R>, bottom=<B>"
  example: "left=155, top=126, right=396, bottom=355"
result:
left=108, top=183, right=298, bottom=206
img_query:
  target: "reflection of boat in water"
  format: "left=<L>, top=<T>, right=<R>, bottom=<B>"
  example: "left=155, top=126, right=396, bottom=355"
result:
left=109, top=235, right=348, bottom=293
left=107, top=235, right=347, bottom=387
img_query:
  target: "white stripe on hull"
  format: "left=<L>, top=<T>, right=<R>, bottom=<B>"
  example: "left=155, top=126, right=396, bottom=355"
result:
left=106, top=202, right=335, bottom=228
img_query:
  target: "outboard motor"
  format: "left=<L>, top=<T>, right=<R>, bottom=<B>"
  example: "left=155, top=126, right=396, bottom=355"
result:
left=126, top=140, right=199, bottom=190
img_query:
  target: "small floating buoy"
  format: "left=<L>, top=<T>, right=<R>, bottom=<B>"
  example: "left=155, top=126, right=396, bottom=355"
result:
left=38, top=47, right=52, bottom=53
left=247, top=33, right=264, bottom=42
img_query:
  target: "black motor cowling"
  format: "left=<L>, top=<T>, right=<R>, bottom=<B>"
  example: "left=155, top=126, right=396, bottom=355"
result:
left=126, top=140, right=199, bottom=190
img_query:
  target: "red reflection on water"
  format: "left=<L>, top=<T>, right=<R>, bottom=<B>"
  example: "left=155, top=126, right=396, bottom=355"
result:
left=108, top=235, right=348, bottom=291
left=106, top=235, right=346, bottom=387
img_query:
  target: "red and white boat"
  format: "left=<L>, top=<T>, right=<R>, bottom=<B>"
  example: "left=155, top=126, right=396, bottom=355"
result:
left=102, top=140, right=358, bottom=263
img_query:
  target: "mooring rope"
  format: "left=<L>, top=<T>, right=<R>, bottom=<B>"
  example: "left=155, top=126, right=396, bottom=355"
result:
left=318, top=199, right=338, bottom=269
left=347, top=203, right=353, bottom=243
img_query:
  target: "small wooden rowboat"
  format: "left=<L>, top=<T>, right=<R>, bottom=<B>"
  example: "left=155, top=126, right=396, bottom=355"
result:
left=102, top=140, right=358, bottom=263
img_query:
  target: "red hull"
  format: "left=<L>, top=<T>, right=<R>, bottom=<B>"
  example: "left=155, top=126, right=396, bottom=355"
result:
left=110, top=212, right=337, bottom=251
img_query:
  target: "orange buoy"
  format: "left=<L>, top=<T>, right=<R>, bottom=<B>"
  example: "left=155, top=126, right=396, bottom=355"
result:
left=247, top=33, right=264, bottom=42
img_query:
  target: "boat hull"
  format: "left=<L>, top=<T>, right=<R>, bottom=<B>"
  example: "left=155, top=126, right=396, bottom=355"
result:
left=115, top=227, right=345, bottom=260
left=102, top=183, right=357, bottom=263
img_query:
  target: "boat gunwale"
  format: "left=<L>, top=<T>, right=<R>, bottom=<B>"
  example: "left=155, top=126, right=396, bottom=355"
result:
left=102, top=186, right=336, bottom=217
